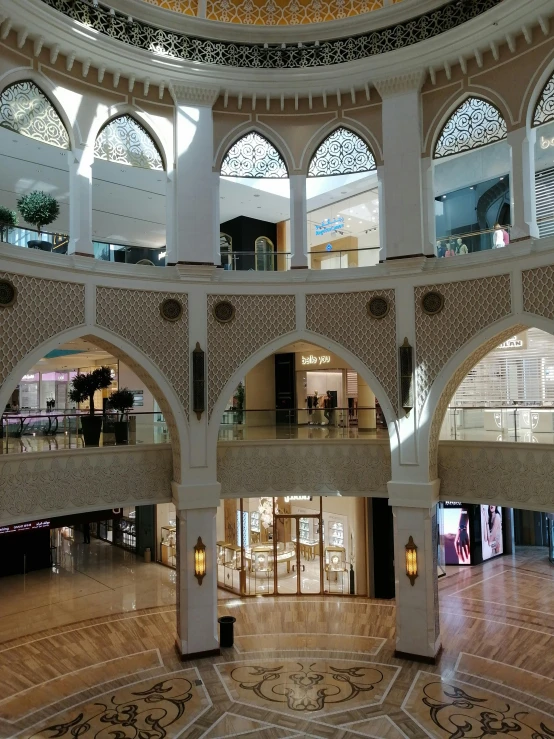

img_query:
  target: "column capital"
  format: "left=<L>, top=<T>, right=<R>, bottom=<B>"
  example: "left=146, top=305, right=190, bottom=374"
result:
left=387, top=479, right=440, bottom=509
left=374, top=71, right=425, bottom=99
left=172, top=481, right=221, bottom=509
left=170, top=83, right=220, bottom=107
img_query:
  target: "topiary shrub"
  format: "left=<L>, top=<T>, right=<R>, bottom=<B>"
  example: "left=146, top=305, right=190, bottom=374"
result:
left=17, top=191, right=60, bottom=234
left=0, top=207, right=18, bottom=242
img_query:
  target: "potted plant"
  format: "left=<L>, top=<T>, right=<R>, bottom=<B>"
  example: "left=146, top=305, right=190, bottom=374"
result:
left=69, top=366, right=113, bottom=446
left=17, top=191, right=60, bottom=251
left=0, top=207, right=18, bottom=243
left=233, top=381, right=245, bottom=424
left=108, top=388, right=135, bottom=445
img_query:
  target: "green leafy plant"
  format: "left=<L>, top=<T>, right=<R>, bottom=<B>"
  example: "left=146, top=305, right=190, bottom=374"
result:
left=0, top=207, right=18, bottom=242
left=108, top=388, right=135, bottom=421
left=17, top=191, right=60, bottom=234
left=69, top=367, right=113, bottom=415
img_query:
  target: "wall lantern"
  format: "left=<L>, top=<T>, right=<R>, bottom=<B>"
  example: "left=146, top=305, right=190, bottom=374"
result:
left=192, top=342, right=205, bottom=421
left=194, top=536, right=207, bottom=585
left=405, top=535, right=418, bottom=586
left=399, top=337, right=414, bottom=417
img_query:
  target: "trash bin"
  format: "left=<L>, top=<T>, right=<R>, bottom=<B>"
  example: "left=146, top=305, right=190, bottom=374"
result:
left=218, top=616, right=236, bottom=648
left=144, top=547, right=151, bottom=563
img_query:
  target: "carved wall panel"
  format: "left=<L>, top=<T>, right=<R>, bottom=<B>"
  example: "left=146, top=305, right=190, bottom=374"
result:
left=414, top=275, right=512, bottom=414
left=96, top=287, right=189, bottom=418
left=306, top=289, right=398, bottom=415
left=0, top=272, right=85, bottom=389
left=0, top=446, right=172, bottom=524
left=522, top=265, right=554, bottom=319
left=207, top=294, right=295, bottom=417
left=438, top=441, right=554, bottom=513
left=217, top=441, right=390, bottom=496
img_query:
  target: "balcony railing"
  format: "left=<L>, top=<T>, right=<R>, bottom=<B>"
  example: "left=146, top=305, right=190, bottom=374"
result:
left=218, top=406, right=388, bottom=441
left=1, top=226, right=69, bottom=253
left=440, top=405, right=554, bottom=443
left=1, top=410, right=169, bottom=454
left=436, top=226, right=512, bottom=257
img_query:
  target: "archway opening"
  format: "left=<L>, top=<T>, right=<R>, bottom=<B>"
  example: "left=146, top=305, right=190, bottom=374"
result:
left=307, top=127, right=379, bottom=269
left=433, top=97, right=511, bottom=256
left=533, top=71, right=554, bottom=237
left=219, top=132, right=290, bottom=271
left=92, top=115, right=167, bottom=265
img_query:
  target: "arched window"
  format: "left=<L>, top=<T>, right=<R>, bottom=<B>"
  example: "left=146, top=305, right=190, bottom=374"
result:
left=434, top=97, right=507, bottom=159
left=0, top=80, right=69, bottom=149
left=94, top=115, right=164, bottom=170
left=308, top=127, right=376, bottom=177
left=221, top=132, right=288, bottom=178
left=533, top=73, right=554, bottom=127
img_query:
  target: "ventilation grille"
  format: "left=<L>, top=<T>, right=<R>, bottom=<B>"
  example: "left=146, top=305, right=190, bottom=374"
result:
left=453, top=328, right=554, bottom=405
left=536, top=167, right=554, bottom=237
left=347, top=371, right=358, bottom=397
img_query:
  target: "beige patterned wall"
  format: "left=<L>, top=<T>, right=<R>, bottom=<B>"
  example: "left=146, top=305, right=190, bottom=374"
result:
left=414, top=275, right=512, bottom=414
left=96, top=287, right=189, bottom=419
left=0, top=272, right=85, bottom=389
left=522, top=265, right=554, bottom=319
left=207, top=294, right=296, bottom=417
left=427, top=325, right=525, bottom=479
left=306, top=289, right=398, bottom=415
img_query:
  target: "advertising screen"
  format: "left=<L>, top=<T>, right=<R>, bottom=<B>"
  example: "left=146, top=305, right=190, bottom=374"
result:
left=443, top=506, right=471, bottom=565
left=481, top=505, right=503, bottom=560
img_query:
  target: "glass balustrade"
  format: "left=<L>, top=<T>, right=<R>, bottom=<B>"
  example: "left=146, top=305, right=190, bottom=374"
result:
left=0, top=410, right=169, bottom=454
left=436, top=226, right=512, bottom=257
left=440, top=405, right=554, bottom=444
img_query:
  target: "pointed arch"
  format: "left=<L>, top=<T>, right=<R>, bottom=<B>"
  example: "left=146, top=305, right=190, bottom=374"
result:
left=221, top=131, right=288, bottom=178
left=433, top=97, right=507, bottom=160
left=94, top=114, right=165, bottom=170
left=533, top=69, right=554, bottom=127
left=308, top=126, right=376, bottom=177
left=0, top=80, right=70, bottom=150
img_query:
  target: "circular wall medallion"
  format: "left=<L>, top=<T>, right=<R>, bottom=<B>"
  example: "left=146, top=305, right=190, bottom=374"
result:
left=0, top=280, right=16, bottom=308
left=160, top=297, right=183, bottom=322
left=213, top=300, right=236, bottom=323
left=421, top=291, right=445, bottom=316
left=367, top=296, right=389, bottom=319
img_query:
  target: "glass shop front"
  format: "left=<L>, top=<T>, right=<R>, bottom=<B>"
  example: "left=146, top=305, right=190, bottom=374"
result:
left=216, top=496, right=368, bottom=597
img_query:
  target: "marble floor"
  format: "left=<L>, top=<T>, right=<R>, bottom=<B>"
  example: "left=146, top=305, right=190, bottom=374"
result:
left=0, top=544, right=552, bottom=738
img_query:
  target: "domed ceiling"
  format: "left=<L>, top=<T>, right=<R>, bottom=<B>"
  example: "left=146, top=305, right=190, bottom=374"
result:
left=142, top=0, right=404, bottom=25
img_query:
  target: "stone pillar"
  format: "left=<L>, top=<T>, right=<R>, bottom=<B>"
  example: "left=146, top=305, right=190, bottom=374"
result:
left=68, top=145, right=94, bottom=257
left=421, top=156, right=436, bottom=256
left=169, top=84, right=220, bottom=265
left=508, top=127, right=539, bottom=241
left=357, top=377, right=376, bottom=430
left=388, top=480, right=441, bottom=662
left=377, top=165, right=386, bottom=262
left=173, top=481, right=220, bottom=659
left=290, top=174, right=308, bottom=268
left=374, top=73, right=426, bottom=260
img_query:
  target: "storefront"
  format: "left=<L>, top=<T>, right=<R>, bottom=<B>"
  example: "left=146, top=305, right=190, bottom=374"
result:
left=438, top=502, right=505, bottom=567
left=156, top=502, right=177, bottom=568
left=216, top=496, right=367, bottom=597
left=295, top=349, right=359, bottom=426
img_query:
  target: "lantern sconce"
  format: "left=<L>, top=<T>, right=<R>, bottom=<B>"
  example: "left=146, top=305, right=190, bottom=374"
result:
left=192, top=342, right=205, bottom=421
left=399, top=337, right=414, bottom=417
left=194, top=536, right=206, bottom=585
left=405, top=535, right=418, bottom=586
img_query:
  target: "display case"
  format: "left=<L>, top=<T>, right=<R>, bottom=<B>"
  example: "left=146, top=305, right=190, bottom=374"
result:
left=324, top=545, right=347, bottom=593
left=160, top=525, right=176, bottom=568
left=299, top=517, right=311, bottom=542
left=224, top=543, right=242, bottom=570
left=115, top=516, right=136, bottom=551
left=250, top=511, right=261, bottom=544
left=328, top=521, right=344, bottom=547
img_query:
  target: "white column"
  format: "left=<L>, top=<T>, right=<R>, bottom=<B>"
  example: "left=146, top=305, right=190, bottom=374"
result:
left=377, top=165, right=386, bottom=262
left=375, top=74, right=426, bottom=260
left=357, top=377, right=376, bottom=430
left=165, top=166, right=176, bottom=265
left=421, top=156, right=437, bottom=256
left=290, top=174, right=308, bottom=269
left=68, top=145, right=94, bottom=257
left=508, top=127, right=539, bottom=241
left=170, top=84, right=220, bottom=265
left=173, top=481, right=221, bottom=659
left=389, top=480, right=441, bottom=661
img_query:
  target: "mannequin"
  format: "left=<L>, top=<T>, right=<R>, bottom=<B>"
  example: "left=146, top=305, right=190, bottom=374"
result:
left=493, top=223, right=505, bottom=248
left=456, top=238, right=468, bottom=255
left=444, top=241, right=456, bottom=258
left=437, top=240, right=446, bottom=259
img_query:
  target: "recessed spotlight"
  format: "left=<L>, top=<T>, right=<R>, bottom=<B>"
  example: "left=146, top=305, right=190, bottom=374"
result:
left=442, top=195, right=446, bottom=199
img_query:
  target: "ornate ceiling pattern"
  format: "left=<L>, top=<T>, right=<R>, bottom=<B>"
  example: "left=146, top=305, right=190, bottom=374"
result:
left=38, top=0, right=505, bottom=68
left=204, top=0, right=392, bottom=26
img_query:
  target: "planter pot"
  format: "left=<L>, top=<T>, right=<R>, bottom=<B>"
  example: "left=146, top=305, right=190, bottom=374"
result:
left=27, top=240, right=52, bottom=251
left=113, top=421, right=128, bottom=445
left=80, top=416, right=103, bottom=447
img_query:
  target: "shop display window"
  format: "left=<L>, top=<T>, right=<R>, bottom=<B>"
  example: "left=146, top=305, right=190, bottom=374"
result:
left=160, top=525, right=176, bottom=567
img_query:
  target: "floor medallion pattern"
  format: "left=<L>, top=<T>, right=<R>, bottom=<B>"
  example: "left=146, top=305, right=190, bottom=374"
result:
left=403, top=672, right=554, bottom=739
left=26, top=671, right=210, bottom=739
left=216, top=658, right=400, bottom=716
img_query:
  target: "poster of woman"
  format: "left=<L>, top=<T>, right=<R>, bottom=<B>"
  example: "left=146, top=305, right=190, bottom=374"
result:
left=481, top=505, right=503, bottom=560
